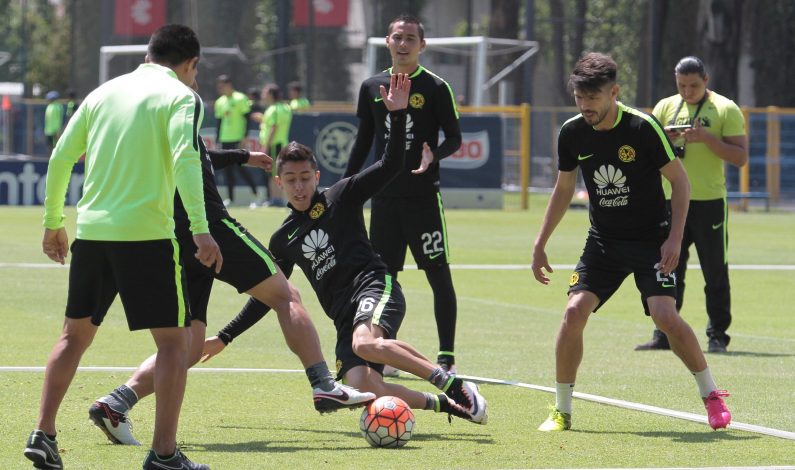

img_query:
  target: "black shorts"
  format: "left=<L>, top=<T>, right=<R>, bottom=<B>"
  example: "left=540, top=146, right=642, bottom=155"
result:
left=65, top=239, right=190, bottom=331
left=568, top=235, right=677, bottom=314
left=370, top=193, right=451, bottom=272
left=333, top=271, right=406, bottom=380
left=179, top=217, right=278, bottom=324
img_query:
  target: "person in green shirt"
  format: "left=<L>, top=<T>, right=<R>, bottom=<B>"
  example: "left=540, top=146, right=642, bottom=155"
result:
left=215, top=74, right=259, bottom=207
left=44, top=90, right=63, bottom=153
left=635, top=56, right=748, bottom=354
left=260, top=83, right=292, bottom=206
left=26, top=24, right=219, bottom=470
left=288, top=81, right=310, bottom=110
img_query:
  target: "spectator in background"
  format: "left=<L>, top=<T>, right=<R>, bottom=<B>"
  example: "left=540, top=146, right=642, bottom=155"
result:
left=288, top=81, right=310, bottom=110
left=65, top=90, right=80, bottom=123
left=260, top=84, right=292, bottom=206
left=215, top=74, right=259, bottom=208
left=246, top=86, right=265, bottom=132
left=635, top=56, right=748, bottom=354
left=44, top=91, right=63, bottom=154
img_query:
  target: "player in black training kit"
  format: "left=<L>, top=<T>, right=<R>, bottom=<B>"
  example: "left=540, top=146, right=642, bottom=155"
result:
left=343, top=15, right=462, bottom=373
left=532, top=53, right=731, bottom=433
left=88, top=101, right=374, bottom=447
left=203, top=73, right=487, bottom=425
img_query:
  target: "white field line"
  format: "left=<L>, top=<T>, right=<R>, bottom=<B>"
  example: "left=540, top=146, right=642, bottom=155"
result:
left=3, top=366, right=795, bottom=442
left=3, top=262, right=795, bottom=271
left=462, top=374, right=795, bottom=441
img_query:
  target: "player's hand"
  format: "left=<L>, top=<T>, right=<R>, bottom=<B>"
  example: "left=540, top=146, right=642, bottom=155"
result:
left=246, top=151, right=273, bottom=173
left=42, top=228, right=69, bottom=265
left=411, top=142, right=434, bottom=174
left=682, top=120, right=708, bottom=144
left=531, top=247, right=553, bottom=285
left=380, top=73, right=411, bottom=112
left=200, top=336, right=226, bottom=362
left=193, top=233, right=223, bottom=274
left=657, top=236, right=681, bottom=276
left=249, top=112, right=263, bottom=123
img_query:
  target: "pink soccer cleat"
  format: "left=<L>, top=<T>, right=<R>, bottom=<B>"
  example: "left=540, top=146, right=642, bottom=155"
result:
left=704, top=389, right=732, bottom=430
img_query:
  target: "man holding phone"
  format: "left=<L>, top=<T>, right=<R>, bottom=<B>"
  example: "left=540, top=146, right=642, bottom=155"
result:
left=636, top=56, right=748, bottom=353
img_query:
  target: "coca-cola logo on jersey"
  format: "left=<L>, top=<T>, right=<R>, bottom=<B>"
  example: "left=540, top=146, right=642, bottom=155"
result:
left=440, top=131, right=489, bottom=170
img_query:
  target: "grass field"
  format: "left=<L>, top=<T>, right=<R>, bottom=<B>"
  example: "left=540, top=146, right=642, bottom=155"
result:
left=2, top=198, right=794, bottom=469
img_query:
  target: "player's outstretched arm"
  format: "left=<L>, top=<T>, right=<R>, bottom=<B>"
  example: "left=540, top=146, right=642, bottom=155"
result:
left=532, top=170, right=577, bottom=284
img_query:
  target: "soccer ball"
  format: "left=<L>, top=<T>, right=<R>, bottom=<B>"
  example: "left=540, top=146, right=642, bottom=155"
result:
left=359, top=396, right=415, bottom=448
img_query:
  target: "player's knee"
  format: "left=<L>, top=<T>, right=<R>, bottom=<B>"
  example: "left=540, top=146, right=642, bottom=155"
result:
left=561, top=304, right=589, bottom=330
left=352, top=336, right=382, bottom=361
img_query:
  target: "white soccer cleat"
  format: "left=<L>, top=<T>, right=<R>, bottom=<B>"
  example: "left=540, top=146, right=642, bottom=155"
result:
left=313, top=382, right=375, bottom=414
left=88, top=401, right=140, bottom=445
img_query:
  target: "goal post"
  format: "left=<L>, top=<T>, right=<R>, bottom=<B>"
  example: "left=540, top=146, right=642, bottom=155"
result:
left=365, top=36, right=539, bottom=107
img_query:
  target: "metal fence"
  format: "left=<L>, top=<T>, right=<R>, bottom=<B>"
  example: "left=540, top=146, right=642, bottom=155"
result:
left=2, top=99, right=794, bottom=207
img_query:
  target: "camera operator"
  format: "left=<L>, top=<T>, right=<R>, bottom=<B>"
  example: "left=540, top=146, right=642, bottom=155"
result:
left=635, top=56, right=748, bottom=353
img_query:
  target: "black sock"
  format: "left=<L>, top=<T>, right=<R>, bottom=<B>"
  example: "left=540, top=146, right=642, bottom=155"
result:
left=428, top=367, right=453, bottom=390
left=102, top=384, right=138, bottom=412
left=425, top=265, right=457, bottom=353
left=45, top=433, right=57, bottom=441
left=305, top=361, right=335, bottom=392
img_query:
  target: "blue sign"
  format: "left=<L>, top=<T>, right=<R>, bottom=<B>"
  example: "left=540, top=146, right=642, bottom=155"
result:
left=0, top=160, right=84, bottom=205
left=289, top=114, right=503, bottom=188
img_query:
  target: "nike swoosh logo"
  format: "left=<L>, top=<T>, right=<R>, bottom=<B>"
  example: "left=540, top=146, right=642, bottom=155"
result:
left=315, top=389, right=349, bottom=401
left=99, top=402, right=121, bottom=427
left=662, top=282, right=675, bottom=288
left=712, top=222, right=723, bottom=230
left=374, top=97, right=383, bottom=102
left=429, top=252, right=444, bottom=260
left=577, top=153, right=594, bottom=161
left=288, top=227, right=300, bottom=239
left=150, top=461, right=187, bottom=470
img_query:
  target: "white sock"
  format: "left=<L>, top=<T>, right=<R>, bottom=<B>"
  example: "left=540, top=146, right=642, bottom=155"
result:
left=555, top=382, right=575, bottom=414
left=693, top=368, right=718, bottom=398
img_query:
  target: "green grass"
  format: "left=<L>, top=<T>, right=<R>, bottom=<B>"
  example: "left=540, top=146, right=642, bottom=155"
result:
left=2, top=199, right=795, bottom=469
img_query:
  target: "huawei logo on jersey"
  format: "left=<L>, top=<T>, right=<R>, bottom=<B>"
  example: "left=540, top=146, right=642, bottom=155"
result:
left=593, top=165, right=626, bottom=189
left=385, top=113, right=414, bottom=132
left=302, top=229, right=337, bottom=279
left=593, top=164, right=630, bottom=206
left=384, top=113, right=414, bottom=150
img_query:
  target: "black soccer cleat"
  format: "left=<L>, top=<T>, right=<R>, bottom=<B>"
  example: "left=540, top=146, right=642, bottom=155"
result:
left=24, top=430, right=63, bottom=469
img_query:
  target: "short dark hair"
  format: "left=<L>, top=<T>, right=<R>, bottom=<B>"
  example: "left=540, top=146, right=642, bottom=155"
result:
left=568, top=52, right=617, bottom=93
left=277, top=141, right=318, bottom=175
left=288, top=81, right=302, bottom=93
left=388, top=14, right=425, bottom=41
left=675, top=56, right=707, bottom=79
left=264, top=84, right=281, bottom=100
left=247, top=87, right=260, bottom=100
left=147, top=24, right=200, bottom=66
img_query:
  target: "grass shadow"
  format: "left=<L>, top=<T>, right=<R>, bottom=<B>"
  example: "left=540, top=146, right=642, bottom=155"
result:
left=575, top=428, right=761, bottom=443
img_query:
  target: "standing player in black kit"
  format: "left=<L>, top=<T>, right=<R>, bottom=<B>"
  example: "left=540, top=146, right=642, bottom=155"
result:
left=343, top=14, right=462, bottom=374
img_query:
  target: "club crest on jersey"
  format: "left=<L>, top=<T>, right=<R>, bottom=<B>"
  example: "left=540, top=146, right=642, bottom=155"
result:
left=618, top=145, right=636, bottom=163
left=310, top=202, right=325, bottom=219
left=409, top=93, right=425, bottom=109
left=569, top=272, right=579, bottom=286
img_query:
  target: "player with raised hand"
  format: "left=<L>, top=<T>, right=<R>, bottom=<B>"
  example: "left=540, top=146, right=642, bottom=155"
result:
left=203, top=73, right=487, bottom=425
left=343, top=14, right=462, bottom=375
